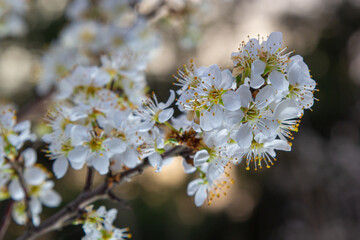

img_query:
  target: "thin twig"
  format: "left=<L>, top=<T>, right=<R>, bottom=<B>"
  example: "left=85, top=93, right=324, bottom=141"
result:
left=107, top=191, right=131, bottom=210
left=17, top=145, right=191, bottom=240
left=83, top=167, right=94, bottom=192
left=8, top=158, right=34, bottom=230
left=0, top=200, right=14, bottom=239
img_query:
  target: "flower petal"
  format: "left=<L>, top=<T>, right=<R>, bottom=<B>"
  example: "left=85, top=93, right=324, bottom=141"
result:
left=194, top=149, right=209, bottom=167
left=9, top=179, right=25, bottom=201
left=92, top=153, right=109, bottom=175
left=269, top=70, right=288, bottom=91
left=234, top=123, right=253, bottom=148
left=255, top=85, right=275, bottom=109
left=158, top=108, right=174, bottom=123
left=266, top=32, right=282, bottom=54
left=53, top=156, right=69, bottom=179
left=251, top=60, right=266, bottom=75
left=103, top=138, right=126, bottom=155
left=194, top=185, right=207, bottom=207
left=68, top=146, right=88, bottom=163
left=274, top=99, right=301, bottom=120
left=24, top=167, right=46, bottom=185
left=222, top=91, right=241, bottom=111
left=187, top=179, right=202, bottom=196
left=40, top=189, right=61, bottom=207
left=22, top=148, right=37, bottom=167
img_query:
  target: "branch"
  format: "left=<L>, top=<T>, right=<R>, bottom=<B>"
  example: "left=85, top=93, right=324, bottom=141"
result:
left=0, top=200, right=14, bottom=239
left=83, top=167, right=94, bottom=192
left=17, top=145, right=191, bottom=240
left=8, top=158, right=33, bottom=229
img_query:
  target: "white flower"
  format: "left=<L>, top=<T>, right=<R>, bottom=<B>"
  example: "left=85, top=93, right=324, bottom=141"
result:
left=187, top=178, right=209, bottom=207
left=137, top=90, right=175, bottom=127
left=101, top=50, right=147, bottom=105
left=193, top=129, right=237, bottom=182
left=234, top=134, right=291, bottom=170
left=7, top=148, right=61, bottom=226
left=57, top=66, right=111, bottom=101
left=137, top=127, right=167, bottom=172
left=287, top=55, right=317, bottom=112
left=187, top=173, right=234, bottom=207
left=176, top=64, right=234, bottom=131
left=224, top=85, right=277, bottom=148
left=273, top=99, right=301, bottom=142
left=81, top=205, right=131, bottom=240
left=68, top=125, right=126, bottom=174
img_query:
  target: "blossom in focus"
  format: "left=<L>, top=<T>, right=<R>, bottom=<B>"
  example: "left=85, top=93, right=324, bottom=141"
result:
left=77, top=205, right=132, bottom=240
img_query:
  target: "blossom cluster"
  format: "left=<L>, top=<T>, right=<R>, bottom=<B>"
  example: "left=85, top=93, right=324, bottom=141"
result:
left=43, top=32, right=317, bottom=209
left=0, top=105, right=61, bottom=226
left=75, top=205, right=131, bottom=240
left=173, top=32, right=317, bottom=206
left=0, top=0, right=27, bottom=38
left=43, top=55, right=178, bottom=177
left=37, top=0, right=158, bottom=96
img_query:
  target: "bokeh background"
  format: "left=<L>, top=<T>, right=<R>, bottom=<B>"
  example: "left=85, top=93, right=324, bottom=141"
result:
left=2, top=0, right=360, bottom=239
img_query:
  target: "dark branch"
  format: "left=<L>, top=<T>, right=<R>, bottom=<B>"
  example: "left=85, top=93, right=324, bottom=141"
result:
left=8, top=158, right=34, bottom=229
left=0, top=200, right=14, bottom=239
left=83, top=167, right=94, bottom=192
left=17, top=145, right=191, bottom=240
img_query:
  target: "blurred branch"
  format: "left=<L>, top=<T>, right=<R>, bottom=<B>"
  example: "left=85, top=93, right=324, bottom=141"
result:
left=0, top=200, right=14, bottom=239
left=17, top=145, right=191, bottom=240
left=8, top=157, right=34, bottom=230
left=83, top=167, right=94, bottom=192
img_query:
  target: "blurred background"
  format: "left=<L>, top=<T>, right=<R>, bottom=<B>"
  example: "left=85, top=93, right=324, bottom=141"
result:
left=1, top=0, right=360, bottom=239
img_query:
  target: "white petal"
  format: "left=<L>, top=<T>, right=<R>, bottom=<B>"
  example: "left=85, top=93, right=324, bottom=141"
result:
left=69, top=159, right=85, bottom=170
left=208, top=64, right=222, bottom=87
left=187, top=179, right=202, bottom=196
left=13, top=121, right=30, bottom=132
left=68, top=146, right=88, bottom=163
left=209, top=105, right=223, bottom=129
left=222, top=91, right=241, bottom=111
left=92, top=153, right=109, bottom=175
left=274, top=99, right=301, bottom=120
left=53, top=156, right=69, bottom=179
left=269, top=70, right=288, bottom=91
left=149, top=153, right=161, bottom=168
left=220, top=69, right=234, bottom=89
left=265, top=139, right=291, bottom=151
left=121, top=148, right=140, bottom=168
left=194, top=149, right=209, bottom=167
left=288, top=63, right=301, bottom=85
left=93, top=69, right=111, bottom=86
left=158, top=108, right=174, bottom=123
left=182, top=159, right=196, bottom=174
left=200, top=113, right=213, bottom=131
left=251, top=60, right=266, bottom=75
left=30, top=198, right=42, bottom=215
left=103, top=138, right=126, bottom=155
left=40, top=189, right=61, bottom=207
left=223, top=109, right=244, bottom=125
left=70, top=125, right=89, bottom=146
left=266, top=32, right=283, bottom=54
left=238, top=85, right=252, bottom=108
left=207, top=163, right=223, bottom=182
left=9, top=179, right=25, bottom=200
left=7, top=135, right=22, bottom=149
left=24, top=167, right=46, bottom=185
left=22, top=148, right=37, bottom=167
left=255, top=85, right=275, bottom=109
left=158, top=90, right=175, bottom=109
left=194, top=185, right=207, bottom=207
left=250, top=74, right=265, bottom=89
left=234, top=123, right=253, bottom=148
